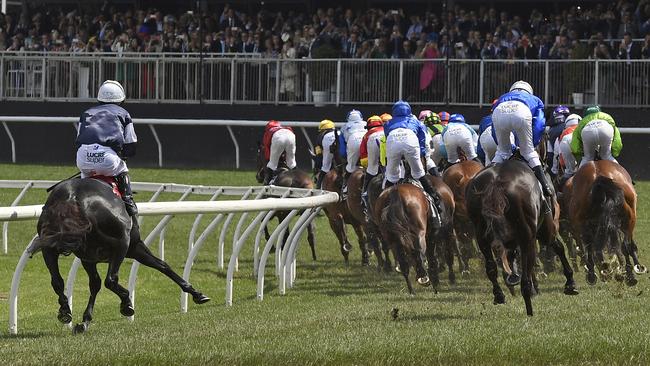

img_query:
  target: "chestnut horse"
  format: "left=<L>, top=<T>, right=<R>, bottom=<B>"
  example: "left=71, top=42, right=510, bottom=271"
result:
left=256, top=147, right=317, bottom=260
left=373, top=183, right=443, bottom=294
left=467, top=159, right=578, bottom=316
left=568, top=160, right=646, bottom=286
left=442, top=160, right=483, bottom=272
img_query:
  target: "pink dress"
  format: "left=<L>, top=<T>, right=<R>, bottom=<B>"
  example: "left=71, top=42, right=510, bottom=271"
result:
left=419, top=47, right=440, bottom=90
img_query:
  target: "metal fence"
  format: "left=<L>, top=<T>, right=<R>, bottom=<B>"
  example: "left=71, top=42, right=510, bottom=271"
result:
left=2, top=52, right=650, bottom=107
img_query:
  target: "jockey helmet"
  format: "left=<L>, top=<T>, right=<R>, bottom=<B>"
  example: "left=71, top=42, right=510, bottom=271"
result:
left=97, top=80, right=126, bottom=103
left=491, top=99, right=499, bottom=111
left=319, top=119, right=335, bottom=131
left=509, top=80, right=533, bottom=95
left=418, top=110, right=433, bottom=121
left=551, top=105, right=570, bottom=125
left=266, top=120, right=281, bottom=130
left=346, top=109, right=363, bottom=123
left=438, top=111, right=450, bottom=125
left=584, top=105, right=601, bottom=116
left=565, top=114, right=581, bottom=128
left=380, top=113, right=392, bottom=123
left=366, top=115, right=383, bottom=129
left=449, top=114, right=465, bottom=124
left=392, top=100, right=412, bottom=117
left=424, top=113, right=441, bottom=128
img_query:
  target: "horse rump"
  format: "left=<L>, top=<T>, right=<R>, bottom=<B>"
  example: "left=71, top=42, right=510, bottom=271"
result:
left=38, top=200, right=92, bottom=255
left=380, top=187, right=417, bottom=252
left=588, top=176, right=625, bottom=253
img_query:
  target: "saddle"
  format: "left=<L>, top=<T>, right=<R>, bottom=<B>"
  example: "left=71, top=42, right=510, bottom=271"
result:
left=89, top=175, right=122, bottom=198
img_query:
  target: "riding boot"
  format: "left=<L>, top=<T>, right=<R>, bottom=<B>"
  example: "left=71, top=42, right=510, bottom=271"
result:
left=532, top=165, right=553, bottom=215
left=361, top=172, right=374, bottom=216
left=418, top=176, right=443, bottom=227
left=114, top=172, right=138, bottom=217
left=315, top=171, right=326, bottom=189
left=428, top=167, right=440, bottom=177
left=384, top=180, right=395, bottom=189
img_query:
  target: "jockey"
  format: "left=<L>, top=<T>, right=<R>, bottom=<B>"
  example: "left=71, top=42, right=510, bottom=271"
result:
left=384, top=100, right=442, bottom=212
left=75, top=80, right=138, bottom=216
left=438, top=111, right=450, bottom=126
left=339, top=109, right=367, bottom=196
left=418, top=110, right=433, bottom=122
left=552, top=113, right=581, bottom=184
left=546, top=105, right=570, bottom=173
left=261, top=120, right=296, bottom=184
left=418, top=110, right=440, bottom=176
left=492, top=80, right=552, bottom=211
left=314, top=119, right=336, bottom=188
left=379, top=113, right=392, bottom=124
left=570, top=106, right=622, bottom=168
left=359, top=115, right=385, bottom=207
left=441, top=114, right=479, bottom=165
left=423, top=113, right=445, bottom=171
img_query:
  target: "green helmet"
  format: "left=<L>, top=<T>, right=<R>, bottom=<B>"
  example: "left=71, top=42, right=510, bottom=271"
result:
left=424, top=113, right=441, bottom=127
left=584, top=105, right=601, bottom=116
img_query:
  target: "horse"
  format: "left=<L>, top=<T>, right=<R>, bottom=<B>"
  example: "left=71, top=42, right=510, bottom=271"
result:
left=256, top=145, right=317, bottom=260
left=372, top=182, right=443, bottom=294
left=32, top=178, right=210, bottom=333
left=442, top=159, right=483, bottom=273
left=568, top=160, right=646, bottom=286
left=344, top=168, right=380, bottom=266
left=466, top=159, right=578, bottom=316
left=320, top=167, right=370, bottom=265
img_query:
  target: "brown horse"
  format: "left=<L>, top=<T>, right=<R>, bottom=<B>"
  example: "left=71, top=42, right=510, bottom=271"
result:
left=373, top=183, right=442, bottom=294
left=321, top=168, right=369, bottom=265
left=467, top=159, right=578, bottom=316
left=568, top=160, right=645, bottom=286
left=255, top=146, right=317, bottom=260
left=442, top=160, right=483, bottom=272
left=554, top=176, right=580, bottom=271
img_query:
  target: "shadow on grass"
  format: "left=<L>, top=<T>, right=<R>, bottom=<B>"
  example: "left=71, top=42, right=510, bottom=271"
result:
left=0, top=331, right=49, bottom=340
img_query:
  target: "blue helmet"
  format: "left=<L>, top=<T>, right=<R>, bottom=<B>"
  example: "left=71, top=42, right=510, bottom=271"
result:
left=392, top=100, right=412, bottom=117
left=550, top=105, right=570, bottom=126
left=449, top=113, right=465, bottom=124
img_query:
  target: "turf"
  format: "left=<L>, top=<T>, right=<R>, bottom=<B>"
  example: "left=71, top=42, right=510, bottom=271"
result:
left=0, top=163, right=649, bottom=365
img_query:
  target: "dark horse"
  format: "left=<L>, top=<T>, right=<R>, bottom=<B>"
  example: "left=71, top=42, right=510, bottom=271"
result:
left=256, top=145, right=317, bottom=260
left=467, top=159, right=578, bottom=316
left=34, top=178, right=210, bottom=333
left=568, top=160, right=645, bottom=286
left=373, top=182, right=444, bottom=294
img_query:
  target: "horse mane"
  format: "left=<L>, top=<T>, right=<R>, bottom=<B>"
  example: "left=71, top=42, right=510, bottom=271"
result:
left=39, top=200, right=92, bottom=256
left=588, top=176, right=625, bottom=252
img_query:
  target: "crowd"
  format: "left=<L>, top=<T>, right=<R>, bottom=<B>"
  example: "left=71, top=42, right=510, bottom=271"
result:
left=1, top=1, right=650, bottom=60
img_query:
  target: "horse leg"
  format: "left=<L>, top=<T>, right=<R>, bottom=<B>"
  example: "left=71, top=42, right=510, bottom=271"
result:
left=328, top=216, right=351, bottom=264
left=353, top=224, right=370, bottom=266
left=477, top=238, right=506, bottom=305
left=367, top=229, right=385, bottom=272
left=426, top=234, right=440, bottom=293
left=127, top=241, right=210, bottom=304
left=413, top=231, right=430, bottom=286
left=628, top=239, right=647, bottom=274
left=394, top=245, right=414, bottom=295
left=520, top=239, right=535, bottom=316
left=621, top=239, right=638, bottom=287
left=445, top=235, right=456, bottom=285
left=549, top=238, right=579, bottom=295
left=72, top=260, right=102, bottom=333
left=307, top=221, right=317, bottom=261
left=42, top=248, right=72, bottom=324
left=583, top=226, right=598, bottom=285
left=103, top=247, right=134, bottom=317
left=381, top=236, right=393, bottom=273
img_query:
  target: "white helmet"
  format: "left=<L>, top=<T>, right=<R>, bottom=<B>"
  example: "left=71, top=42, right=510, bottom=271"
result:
left=97, top=80, right=126, bottom=103
left=509, top=80, right=533, bottom=95
left=565, top=113, right=581, bottom=127
left=346, top=109, right=363, bottom=123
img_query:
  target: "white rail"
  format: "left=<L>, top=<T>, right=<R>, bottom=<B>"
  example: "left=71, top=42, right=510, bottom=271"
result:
left=2, top=180, right=338, bottom=334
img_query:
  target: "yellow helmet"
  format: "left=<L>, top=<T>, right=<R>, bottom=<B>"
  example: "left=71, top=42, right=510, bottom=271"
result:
left=379, top=113, right=392, bottom=123
left=319, top=119, right=335, bottom=131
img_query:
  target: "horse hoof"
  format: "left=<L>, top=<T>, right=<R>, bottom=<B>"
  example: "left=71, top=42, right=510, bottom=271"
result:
left=493, top=294, right=506, bottom=305
left=342, top=243, right=352, bottom=253
left=625, top=277, right=639, bottom=287
left=361, top=258, right=370, bottom=266
left=193, top=293, right=211, bottom=304
left=417, top=276, right=430, bottom=286
left=448, top=274, right=456, bottom=285
left=634, top=265, right=648, bottom=274
left=461, top=270, right=470, bottom=276
left=395, top=266, right=402, bottom=273
left=505, top=273, right=521, bottom=286
left=586, top=272, right=597, bottom=286
left=120, top=304, right=135, bottom=317
left=614, top=273, right=625, bottom=282
left=57, top=312, right=72, bottom=324
left=563, top=286, right=579, bottom=296
left=73, top=323, right=88, bottom=334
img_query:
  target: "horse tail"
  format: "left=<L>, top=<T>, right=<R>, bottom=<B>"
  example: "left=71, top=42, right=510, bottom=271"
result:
left=480, top=181, right=511, bottom=241
left=38, top=200, right=92, bottom=255
left=589, top=176, right=624, bottom=252
left=381, top=187, right=417, bottom=251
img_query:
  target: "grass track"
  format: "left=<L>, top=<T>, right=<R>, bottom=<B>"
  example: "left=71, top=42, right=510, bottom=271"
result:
left=0, top=163, right=649, bottom=365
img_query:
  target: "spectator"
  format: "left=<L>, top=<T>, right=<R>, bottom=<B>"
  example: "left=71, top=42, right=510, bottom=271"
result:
left=515, top=35, right=538, bottom=59
left=550, top=35, right=572, bottom=59
left=618, top=32, right=642, bottom=59
left=387, top=25, right=404, bottom=58
left=642, top=34, right=650, bottom=58
left=344, top=31, right=361, bottom=58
